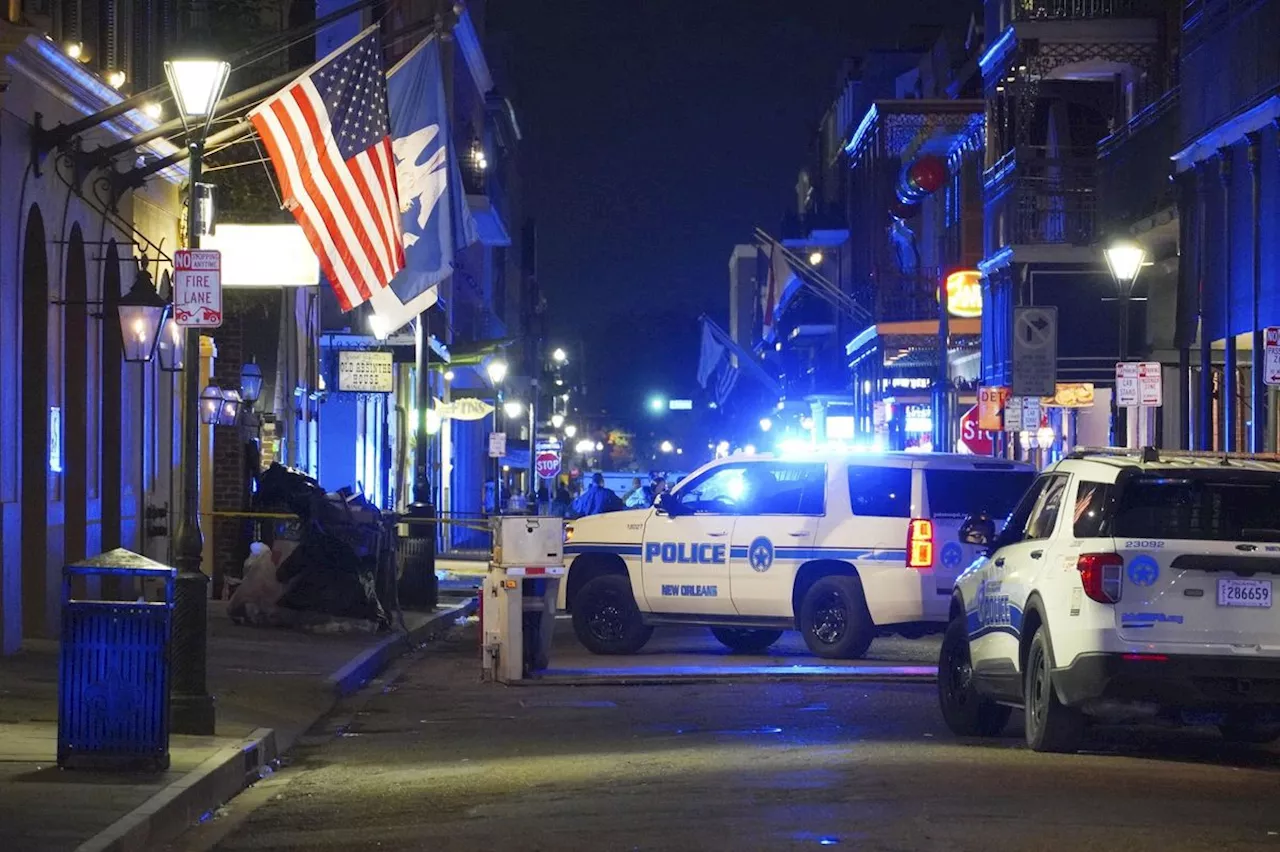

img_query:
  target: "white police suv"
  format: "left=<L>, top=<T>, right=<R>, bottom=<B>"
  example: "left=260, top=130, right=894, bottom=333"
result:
left=560, top=451, right=1035, bottom=659
left=939, top=447, right=1280, bottom=752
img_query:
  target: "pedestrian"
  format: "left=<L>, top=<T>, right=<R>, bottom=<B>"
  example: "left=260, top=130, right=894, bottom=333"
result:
left=571, top=473, right=623, bottom=517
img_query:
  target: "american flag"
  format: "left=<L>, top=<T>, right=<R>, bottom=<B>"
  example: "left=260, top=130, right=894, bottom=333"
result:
left=250, top=26, right=404, bottom=312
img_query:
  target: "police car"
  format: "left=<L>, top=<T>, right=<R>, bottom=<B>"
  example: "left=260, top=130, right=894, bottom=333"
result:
left=939, top=447, right=1280, bottom=753
left=560, top=451, right=1035, bottom=659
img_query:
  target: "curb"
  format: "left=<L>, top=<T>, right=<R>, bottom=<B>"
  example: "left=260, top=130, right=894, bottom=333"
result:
left=524, top=670, right=938, bottom=687
left=76, top=599, right=476, bottom=852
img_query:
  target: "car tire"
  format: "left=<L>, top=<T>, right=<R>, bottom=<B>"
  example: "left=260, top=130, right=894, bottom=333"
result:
left=710, top=627, right=783, bottom=654
left=1023, top=625, right=1084, bottom=753
left=1218, top=717, right=1280, bottom=744
left=798, top=575, right=874, bottom=659
left=938, top=616, right=1011, bottom=737
left=571, top=574, right=653, bottom=655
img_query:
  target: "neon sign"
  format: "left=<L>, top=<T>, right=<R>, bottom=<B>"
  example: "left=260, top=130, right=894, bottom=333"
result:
left=939, top=270, right=983, bottom=318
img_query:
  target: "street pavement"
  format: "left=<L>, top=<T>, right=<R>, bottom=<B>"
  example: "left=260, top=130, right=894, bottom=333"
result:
left=176, top=621, right=1280, bottom=852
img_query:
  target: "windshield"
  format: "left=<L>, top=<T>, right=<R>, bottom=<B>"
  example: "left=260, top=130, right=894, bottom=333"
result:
left=1113, top=474, right=1280, bottom=542
left=924, top=468, right=1036, bottom=519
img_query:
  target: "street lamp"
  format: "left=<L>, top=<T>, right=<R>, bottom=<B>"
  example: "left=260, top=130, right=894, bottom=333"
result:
left=216, top=388, right=242, bottom=427
left=660, top=440, right=674, bottom=454
left=117, top=262, right=168, bottom=363
left=239, top=360, right=263, bottom=407
left=198, top=383, right=223, bottom=425
left=564, top=424, right=578, bottom=439
left=551, top=413, right=565, bottom=429
left=164, top=46, right=230, bottom=737
left=1104, top=239, right=1146, bottom=362
left=552, top=347, right=567, bottom=364
left=759, top=417, right=773, bottom=432
left=648, top=395, right=665, bottom=413
left=808, top=250, right=824, bottom=266
left=503, top=400, right=525, bottom=418
left=486, top=358, right=509, bottom=386
left=157, top=317, right=186, bottom=372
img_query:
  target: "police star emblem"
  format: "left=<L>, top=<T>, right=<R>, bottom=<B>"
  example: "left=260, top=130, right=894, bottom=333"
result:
left=748, top=536, right=775, bottom=573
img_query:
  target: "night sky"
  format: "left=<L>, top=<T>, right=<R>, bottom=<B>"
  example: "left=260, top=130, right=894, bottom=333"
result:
left=487, top=1, right=974, bottom=421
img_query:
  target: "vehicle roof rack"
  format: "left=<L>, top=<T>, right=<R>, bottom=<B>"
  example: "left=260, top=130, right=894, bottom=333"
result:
left=1067, top=446, right=1280, bottom=465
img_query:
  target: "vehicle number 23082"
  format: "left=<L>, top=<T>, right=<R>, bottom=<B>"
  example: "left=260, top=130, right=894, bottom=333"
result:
left=1218, top=578, right=1272, bottom=608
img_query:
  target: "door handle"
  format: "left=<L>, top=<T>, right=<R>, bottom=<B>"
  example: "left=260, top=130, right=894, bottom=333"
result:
left=788, top=531, right=811, bottom=537
left=1030, top=550, right=1043, bottom=560
left=708, top=531, right=728, bottom=537
left=994, top=557, right=1005, bottom=567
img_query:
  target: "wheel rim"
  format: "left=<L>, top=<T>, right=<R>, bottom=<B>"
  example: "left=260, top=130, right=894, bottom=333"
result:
left=812, top=590, right=848, bottom=645
left=585, top=589, right=628, bottom=642
left=1029, top=645, right=1048, bottom=733
left=943, top=635, right=973, bottom=709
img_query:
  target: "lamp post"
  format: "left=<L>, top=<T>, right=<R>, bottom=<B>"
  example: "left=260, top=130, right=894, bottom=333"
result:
left=164, top=50, right=230, bottom=736
left=486, top=359, right=508, bottom=512
left=1104, top=240, right=1147, bottom=449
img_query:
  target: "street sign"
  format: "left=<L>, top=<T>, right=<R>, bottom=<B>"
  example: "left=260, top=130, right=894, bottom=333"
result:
left=1011, top=306, right=1057, bottom=397
left=978, top=386, right=1009, bottom=431
left=1265, top=327, right=1280, bottom=386
left=959, top=405, right=995, bottom=455
left=336, top=350, right=393, bottom=393
left=1021, top=397, right=1042, bottom=431
left=535, top=439, right=562, bottom=479
left=1115, top=362, right=1162, bottom=407
left=488, top=432, right=507, bottom=458
left=1004, top=396, right=1023, bottom=432
left=173, top=248, right=223, bottom=327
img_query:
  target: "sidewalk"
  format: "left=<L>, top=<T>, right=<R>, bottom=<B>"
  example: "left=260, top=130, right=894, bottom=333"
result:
left=0, top=598, right=474, bottom=852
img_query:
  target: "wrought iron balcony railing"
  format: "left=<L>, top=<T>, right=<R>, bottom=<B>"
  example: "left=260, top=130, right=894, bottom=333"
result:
left=854, top=268, right=948, bottom=324
left=1005, top=0, right=1153, bottom=20
left=984, top=145, right=1098, bottom=246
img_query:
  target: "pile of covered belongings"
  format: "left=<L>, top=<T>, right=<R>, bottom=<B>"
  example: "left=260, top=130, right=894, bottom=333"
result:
left=228, top=463, right=392, bottom=631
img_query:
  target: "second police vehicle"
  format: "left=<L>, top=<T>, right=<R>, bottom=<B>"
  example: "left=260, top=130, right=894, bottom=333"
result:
left=560, top=451, right=1035, bottom=658
left=940, top=448, right=1280, bottom=752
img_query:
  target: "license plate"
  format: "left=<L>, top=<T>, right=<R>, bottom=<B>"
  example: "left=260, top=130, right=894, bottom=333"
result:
left=1217, top=578, right=1273, bottom=608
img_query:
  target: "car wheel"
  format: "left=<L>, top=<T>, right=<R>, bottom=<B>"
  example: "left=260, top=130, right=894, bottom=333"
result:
left=571, top=574, right=653, bottom=655
left=1023, top=625, right=1084, bottom=753
left=798, top=575, right=874, bottom=659
left=938, top=616, right=1011, bottom=737
left=1219, top=717, right=1280, bottom=744
left=710, top=627, right=783, bottom=654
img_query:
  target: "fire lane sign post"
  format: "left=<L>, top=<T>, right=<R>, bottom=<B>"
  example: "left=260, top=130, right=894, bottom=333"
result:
left=174, top=249, right=223, bottom=328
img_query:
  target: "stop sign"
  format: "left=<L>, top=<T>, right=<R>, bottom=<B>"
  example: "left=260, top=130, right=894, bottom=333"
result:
left=535, top=449, right=561, bottom=479
left=958, top=405, right=996, bottom=455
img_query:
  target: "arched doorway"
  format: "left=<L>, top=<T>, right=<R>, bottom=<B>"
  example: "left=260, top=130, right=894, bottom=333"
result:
left=101, top=241, right=122, bottom=555
left=64, top=225, right=88, bottom=566
left=20, top=205, right=49, bottom=637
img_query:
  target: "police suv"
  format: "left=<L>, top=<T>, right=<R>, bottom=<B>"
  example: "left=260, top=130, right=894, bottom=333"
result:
left=940, top=447, right=1280, bottom=753
left=560, top=451, right=1035, bottom=659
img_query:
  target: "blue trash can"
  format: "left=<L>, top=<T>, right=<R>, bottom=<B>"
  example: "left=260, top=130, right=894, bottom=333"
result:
left=58, top=548, right=176, bottom=771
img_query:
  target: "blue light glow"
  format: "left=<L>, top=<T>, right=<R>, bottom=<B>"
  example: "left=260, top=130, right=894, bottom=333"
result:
left=978, top=27, right=1016, bottom=76
left=843, top=104, right=879, bottom=156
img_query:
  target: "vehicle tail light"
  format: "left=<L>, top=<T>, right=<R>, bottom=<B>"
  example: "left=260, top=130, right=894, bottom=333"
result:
left=907, top=519, right=934, bottom=569
left=1077, top=553, right=1123, bottom=604
left=1122, top=653, right=1168, bottom=662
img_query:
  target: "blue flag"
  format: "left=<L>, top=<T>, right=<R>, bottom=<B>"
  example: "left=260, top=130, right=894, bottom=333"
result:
left=369, top=36, right=478, bottom=333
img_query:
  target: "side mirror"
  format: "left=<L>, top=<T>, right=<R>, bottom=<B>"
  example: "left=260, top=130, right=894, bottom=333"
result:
left=959, top=514, right=996, bottom=549
left=655, top=492, right=680, bottom=516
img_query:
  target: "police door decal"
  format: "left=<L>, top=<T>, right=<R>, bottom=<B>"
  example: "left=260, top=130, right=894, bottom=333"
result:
left=748, top=537, right=774, bottom=573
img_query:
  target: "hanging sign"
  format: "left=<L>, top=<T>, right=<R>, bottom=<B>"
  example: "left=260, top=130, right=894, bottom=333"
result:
left=978, top=386, right=1009, bottom=431
left=337, top=350, right=394, bottom=393
left=434, top=398, right=495, bottom=421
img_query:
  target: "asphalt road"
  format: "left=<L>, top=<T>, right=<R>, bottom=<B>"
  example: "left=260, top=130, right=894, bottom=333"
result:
left=179, top=622, right=1280, bottom=852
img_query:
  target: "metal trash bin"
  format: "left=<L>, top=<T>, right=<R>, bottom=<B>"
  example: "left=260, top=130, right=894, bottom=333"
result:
left=58, top=549, right=176, bottom=772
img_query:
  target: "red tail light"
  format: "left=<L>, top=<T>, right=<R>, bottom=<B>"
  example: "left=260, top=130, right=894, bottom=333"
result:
left=1122, top=653, right=1168, bottom=662
left=1077, top=553, right=1123, bottom=604
left=907, top=519, right=934, bottom=569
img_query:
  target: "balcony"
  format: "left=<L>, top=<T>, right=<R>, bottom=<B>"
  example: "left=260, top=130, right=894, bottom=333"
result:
left=856, top=269, right=945, bottom=324
left=1097, top=87, right=1180, bottom=231
left=984, top=145, right=1098, bottom=249
left=1009, top=0, right=1154, bottom=20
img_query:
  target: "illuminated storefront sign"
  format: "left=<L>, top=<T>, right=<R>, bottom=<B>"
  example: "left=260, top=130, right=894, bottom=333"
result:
left=940, top=270, right=983, bottom=318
